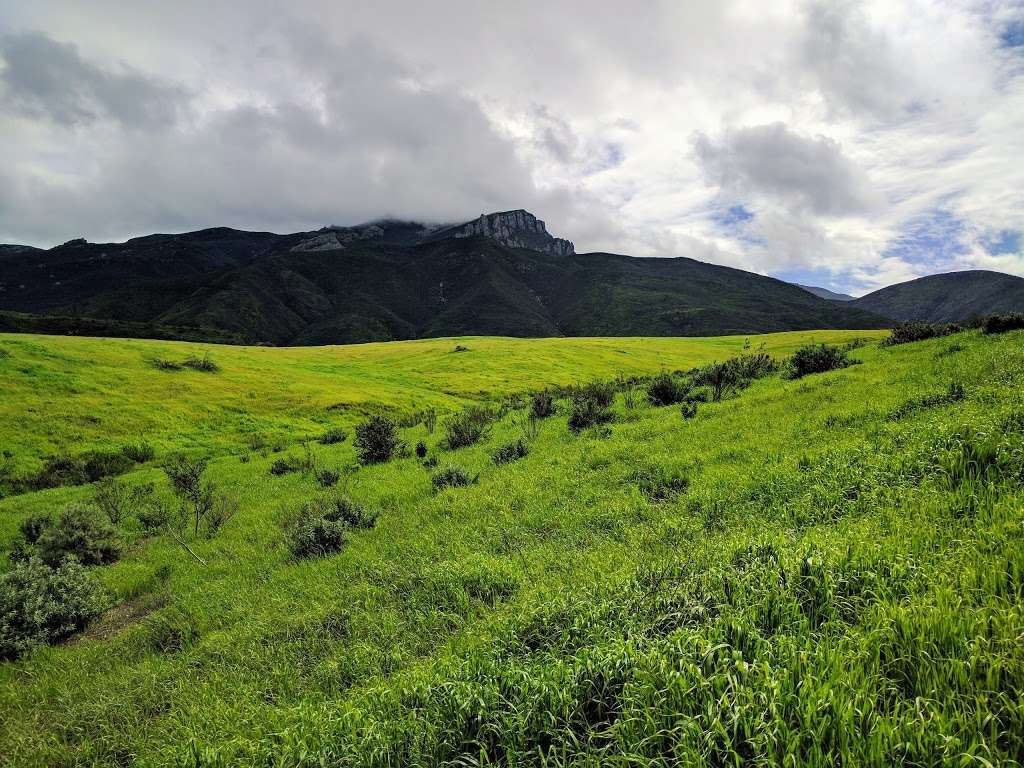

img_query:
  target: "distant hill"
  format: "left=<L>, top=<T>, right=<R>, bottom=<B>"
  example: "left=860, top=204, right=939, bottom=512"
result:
left=850, top=270, right=1024, bottom=323
left=0, top=210, right=888, bottom=344
left=797, top=284, right=855, bottom=302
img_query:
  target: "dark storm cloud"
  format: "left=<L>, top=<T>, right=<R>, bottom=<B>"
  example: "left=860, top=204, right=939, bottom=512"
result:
left=0, top=31, right=190, bottom=127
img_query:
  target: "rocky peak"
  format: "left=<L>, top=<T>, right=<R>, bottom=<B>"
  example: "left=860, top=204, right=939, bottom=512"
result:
left=441, top=210, right=574, bottom=255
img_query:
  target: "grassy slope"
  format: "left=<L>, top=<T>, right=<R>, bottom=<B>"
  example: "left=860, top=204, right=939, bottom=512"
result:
left=1, top=328, right=1023, bottom=766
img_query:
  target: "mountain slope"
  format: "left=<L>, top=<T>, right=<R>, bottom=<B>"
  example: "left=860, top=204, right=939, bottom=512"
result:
left=0, top=213, right=889, bottom=343
left=797, top=284, right=854, bottom=301
left=851, top=270, right=1024, bottom=323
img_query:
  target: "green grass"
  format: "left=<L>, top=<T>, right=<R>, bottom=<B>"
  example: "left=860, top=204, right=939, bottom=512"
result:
left=2, top=327, right=1024, bottom=766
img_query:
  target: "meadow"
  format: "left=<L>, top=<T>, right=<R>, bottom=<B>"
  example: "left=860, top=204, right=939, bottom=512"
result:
left=1, top=326, right=1023, bottom=767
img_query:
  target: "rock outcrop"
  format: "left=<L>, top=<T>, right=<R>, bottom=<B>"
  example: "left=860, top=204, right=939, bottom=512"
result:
left=433, top=210, right=574, bottom=255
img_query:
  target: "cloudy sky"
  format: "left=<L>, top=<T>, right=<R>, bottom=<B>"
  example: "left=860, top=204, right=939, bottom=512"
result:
left=1, top=0, right=1022, bottom=294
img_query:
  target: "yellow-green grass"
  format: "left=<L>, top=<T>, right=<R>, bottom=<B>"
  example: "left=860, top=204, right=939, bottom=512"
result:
left=1, top=327, right=1023, bottom=766
left=0, top=330, right=880, bottom=473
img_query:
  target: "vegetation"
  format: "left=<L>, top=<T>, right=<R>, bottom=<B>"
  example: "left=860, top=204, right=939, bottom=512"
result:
left=9, top=326, right=1024, bottom=766
left=317, top=427, right=348, bottom=445
left=785, top=342, right=855, bottom=379
left=354, top=415, right=400, bottom=464
left=530, top=391, right=556, bottom=418
left=28, top=505, right=122, bottom=568
left=882, top=320, right=961, bottom=346
left=982, top=312, right=1024, bottom=335
left=444, top=406, right=493, bottom=449
left=645, top=371, right=690, bottom=406
left=431, top=466, right=475, bottom=491
left=492, top=439, right=529, bottom=465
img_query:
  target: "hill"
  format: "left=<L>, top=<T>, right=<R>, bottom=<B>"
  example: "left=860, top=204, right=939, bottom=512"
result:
left=0, top=212, right=888, bottom=343
left=850, top=269, right=1024, bottom=322
left=796, top=284, right=855, bottom=301
left=1, top=327, right=1023, bottom=765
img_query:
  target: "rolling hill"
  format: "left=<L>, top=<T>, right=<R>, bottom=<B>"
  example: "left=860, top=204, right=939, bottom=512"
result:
left=0, top=211, right=888, bottom=343
left=850, top=269, right=1024, bottom=322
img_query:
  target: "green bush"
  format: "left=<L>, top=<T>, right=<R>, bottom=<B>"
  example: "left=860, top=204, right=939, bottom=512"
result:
left=282, top=496, right=377, bottom=559
left=883, top=321, right=960, bottom=346
left=568, top=389, right=614, bottom=432
left=444, top=407, right=493, bottom=449
left=269, top=456, right=300, bottom=476
left=630, top=465, right=690, bottom=502
left=315, top=467, right=340, bottom=487
left=681, top=401, right=698, bottom=419
left=492, top=439, right=529, bottom=465
left=28, top=449, right=134, bottom=491
left=646, top=372, right=690, bottom=406
left=122, top=440, right=156, bottom=463
left=785, top=344, right=854, bottom=379
left=0, top=557, right=107, bottom=660
left=33, top=505, right=121, bottom=568
left=415, top=441, right=428, bottom=459
left=94, top=478, right=159, bottom=525
left=317, top=427, right=347, bottom=445
left=181, top=353, right=219, bottom=372
left=432, top=466, right=474, bottom=491
left=530, top=392, right=556, bottom=419
left=982, top=313, right=1024, bottom=335
left=355, top=415, right=400, bottom=464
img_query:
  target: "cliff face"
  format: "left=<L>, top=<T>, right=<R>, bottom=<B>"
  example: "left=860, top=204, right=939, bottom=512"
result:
left=442, top=210, right=575, bottom=255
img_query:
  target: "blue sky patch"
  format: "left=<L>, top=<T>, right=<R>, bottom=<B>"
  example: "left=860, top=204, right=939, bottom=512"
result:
left=1001, top=20, right=1024, bottom=48
left=881, top=209, right=970, bottom=267
left=984, top=229, right=1021, bottom=255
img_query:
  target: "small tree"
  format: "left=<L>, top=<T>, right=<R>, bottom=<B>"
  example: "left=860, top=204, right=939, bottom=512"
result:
left=161, top=455, right=236, bottom=562
left=354, top=415, right=400, bottom=464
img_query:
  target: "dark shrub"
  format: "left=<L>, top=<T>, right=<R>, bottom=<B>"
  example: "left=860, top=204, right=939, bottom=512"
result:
left=432, top=466, right=474, bottom=491
left=530, top=392, right=556, bottom=419
left=647, top=371, right=691, bottom=406
left=35, top=504, right=121, bottom=567
left=270, top=456, right=300, bottom=476
left=150, top=357, right=182, bottom=371
left=318, top=427, right=347, bottom=445
left=19, top=513, right=51, bottom=545
left=82, top=450, right=134, bottom=483
left=444, top=407, right=493, bottom=449
left=982, top=313, right=1024, bottom=335
left=681, top=401, right=698, bottom=420
left=492, top=439, right=529, bottom=465
left=730, top=351, right=778, bottom=380
left=423, top=455, right=438, bottom=469
left=568, top=389, right=613, bottom=432
left=0, top=557, right=107, bottom=660
left=691, top=361, right=742, bottom=402
left=883, top=321, right=961, bottom=346
left=415, top=441, right=428, bottom=459
left=282, top=495, right=377, bottom=559
left=181, top=353, right=219, bottom=372
left=581, top=381, right=615, bottom=408
left=354, top=415, right=400, bottom=464
left=122, top=440, right=156, bottom=463
left=785, top=344, right=854, bottom=379
left=453, top=344, right=470, bottom=353
left=28, top=455, right=87, bottom=490
left=137, top=499, right=171, bottom=533
left=316, top=467, right=340, bottom=487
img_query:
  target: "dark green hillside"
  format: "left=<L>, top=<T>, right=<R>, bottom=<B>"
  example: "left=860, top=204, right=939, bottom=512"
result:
left=851, top=269, right=1024, bottom=322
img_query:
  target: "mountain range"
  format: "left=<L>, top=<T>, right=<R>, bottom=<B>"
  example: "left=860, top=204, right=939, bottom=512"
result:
left=1, top=210, right=1020, bottom=344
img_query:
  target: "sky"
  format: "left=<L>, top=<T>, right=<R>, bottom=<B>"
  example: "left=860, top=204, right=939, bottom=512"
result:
left=1, top=0, right=1022, bottom=295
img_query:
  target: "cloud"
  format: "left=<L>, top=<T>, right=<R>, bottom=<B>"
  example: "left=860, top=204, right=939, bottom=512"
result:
left=0, top=31, right=189, bottom=127
left=693, top=122, right=882, bottom=217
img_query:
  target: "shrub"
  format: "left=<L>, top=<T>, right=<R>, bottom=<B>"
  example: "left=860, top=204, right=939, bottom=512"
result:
left=137, top=499, right=171, bottom=533
left=883, top=321, right=960, bottom=346
left=982, top=313, right=1024, bottom=335
left=316, top=467, right=340, bottom=487
left=453, top=344, right=470, bottom=353
left=785, top=344, right=854, bottom=379
left=681, top=401, right=698, bottom=419
left=162, top=455, right=234, bottom=542
left=181, top=353, right=219, bottom=372
left=530, top=392, right=556, bottom=419
left=580, top=381, right=615, bottom=408
left=423, top=456, right=438, bottom=469
left=94, top=478, right=159, bottom=525
left=444, top=407, right=493, bottom=449
left=0, top=557, right=107, bottom=660
left=269, top=456, right=300, bottom=476
left=492, top=439, right=529, bottom=465
left=122, top=440, right=156, bottom=463
left=28, top=449, right=134, bottom=491
left=646, top=371, right=691, bottom=406
left=150, top=357, right=182, bottom=371
left=318, top=427, right=348, bottom=445
left=281, top=496, right=377, bottom=559
left=82, top=450, right=135, bottom=483
left=18, top=513, right=51, bottom=546
left=432, top=466, right=474, bottom=491
left=34, top=504, right=121, bottom=567
left=415, top=441, right=428, bottom=459
left=354, top=415, right=400, bottom=464
left=568, top=389, right=613, bottom=432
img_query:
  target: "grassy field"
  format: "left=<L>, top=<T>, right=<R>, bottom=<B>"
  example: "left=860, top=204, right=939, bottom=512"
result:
left=2, top=326, right=1023, bottom=766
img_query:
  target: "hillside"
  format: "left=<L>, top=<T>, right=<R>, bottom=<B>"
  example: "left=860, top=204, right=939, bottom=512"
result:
left=796, top=284, right=854, bottom=301
left=851, top=269, right=1024, bottom=322
left=0, top=212, right=888, bottom=343
left=1, top=328, right=1022, bottom=765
